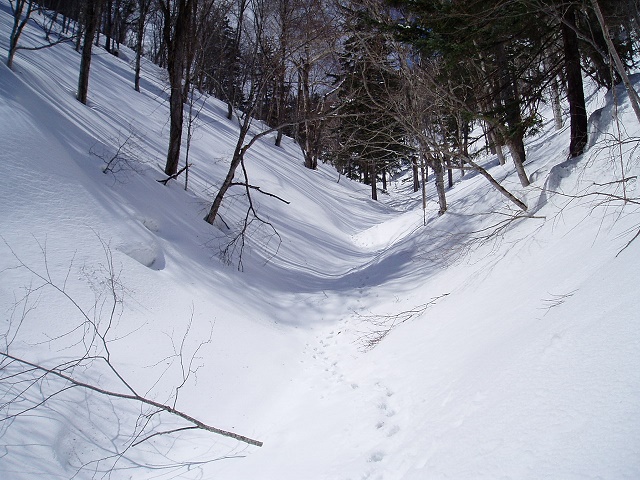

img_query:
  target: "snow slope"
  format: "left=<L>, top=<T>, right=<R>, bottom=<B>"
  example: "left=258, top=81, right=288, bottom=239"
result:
left=1, top=3, right=639, bottom=479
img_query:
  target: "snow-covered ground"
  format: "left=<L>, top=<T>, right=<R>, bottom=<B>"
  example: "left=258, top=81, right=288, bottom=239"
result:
left=1, top=3, right=639, bottom=479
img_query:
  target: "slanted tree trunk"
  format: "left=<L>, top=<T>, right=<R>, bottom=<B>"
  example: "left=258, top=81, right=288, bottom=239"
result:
left=561, top=4, right=588, bottom=157
left=7, top=0, right=33, bottom=69
left=463, top=155, right=528, bottom=211
left=590, top=0, right=640, bottom=124
left=205, top=117, right=252, bottom=224
left=506, top=135, right=530, bottom=187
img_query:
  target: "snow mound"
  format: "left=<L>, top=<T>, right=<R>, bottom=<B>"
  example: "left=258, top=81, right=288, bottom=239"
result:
left=117, top=238, right=165, bottom=270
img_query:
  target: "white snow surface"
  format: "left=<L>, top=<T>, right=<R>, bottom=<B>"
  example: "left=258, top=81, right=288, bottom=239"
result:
left=1, top=3, right=639, bottom=479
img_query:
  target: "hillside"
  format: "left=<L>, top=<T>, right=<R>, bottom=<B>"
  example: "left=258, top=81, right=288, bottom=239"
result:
left=1, top=2, right=639, bottom=479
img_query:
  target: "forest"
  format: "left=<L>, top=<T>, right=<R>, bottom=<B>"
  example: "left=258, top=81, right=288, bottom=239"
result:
left=8, top=0, right=639, bottom=212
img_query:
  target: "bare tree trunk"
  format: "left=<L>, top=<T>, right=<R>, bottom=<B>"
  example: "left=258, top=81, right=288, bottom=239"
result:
left=430, top=155, right=447, bottom=215
left=496, top=42, right=530, bottom=187
left=166, top=79, right=186, bottom=174
left=274, top=52, right=286, bottom=147
left=77, top=0, right=104, bottom=105
left=487, top=126, right=506, bottom=165
left=299, top=59, right=319, bottom=170
left=464, top=156, right=528, bottom=211
left=162, top=0, right=195, bottom=176
left=495, top=141, right=506, bottom=166
left=562, top=4, right=588, bottom=157
left=506, top=136, right=530, bottom=187
left=134, top=0, right=149, bottom=92
left=7, top=0, right=33, bottom=69
left=412, top=156, right=420, bottom=192
left=227, top=0, right=247, bottom=120
left=590, top=0, right=640, bottom=124
left=370, top=161, right=378, bottom=201
left=420, top=156, right=427, bottom=225
left=446, top=155, right=454, bottom=188
left=75, top=21, right=83, bottom=51
left=104, top=0, right=113, bottom=53
left=551, top=75, right=563, bottom=130
left=460, top=120, right=468, bottom=177
left=204, top=114, right=251, bottom=225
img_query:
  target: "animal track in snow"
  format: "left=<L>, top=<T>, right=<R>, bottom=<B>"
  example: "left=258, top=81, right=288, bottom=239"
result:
left=370, top=382, right=403, bottom=443
left=377, top=402, right=396, bottom=418
left=368, top=451, right=385, bottom=463
left=386, top=425, right=400, bottom=437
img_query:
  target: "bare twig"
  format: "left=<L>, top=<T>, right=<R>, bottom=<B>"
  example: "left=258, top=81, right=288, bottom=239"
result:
left=1, top=236, right=264, bottom=479
left=356, top=293, right=449, bottom=350
left=0, top=352, right=263, bottom=446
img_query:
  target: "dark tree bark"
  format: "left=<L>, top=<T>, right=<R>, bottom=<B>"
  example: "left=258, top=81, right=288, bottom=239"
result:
left=160, top=0, right=196, bottom=176
left=298, top=57, right=321, bottom=170
left=104, top=0, right=113, bottom=53
left=495, top=42, right=530, bottom=187
left=134, top=0, right=151, bottom=92
left=412, top=156, right=420, bottom=192
left=77, top=0, right=105, bottom=105
left=561, top=4, right=588, bottom=157
left=205, top=114, right=252, bottom=224
left=226, top=0, right=248, bottom=120
left=7, top=0, right=33, bottom=69
left=370, top=161, right=378, bottom=201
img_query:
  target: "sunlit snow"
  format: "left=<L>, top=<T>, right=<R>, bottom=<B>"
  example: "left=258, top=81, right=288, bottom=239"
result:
left=1, top=2, right=639, bottom=479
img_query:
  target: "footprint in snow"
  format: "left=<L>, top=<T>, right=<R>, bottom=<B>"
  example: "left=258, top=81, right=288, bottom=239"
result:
left=368, top=451, right=385, bottom=463
left=386, top=425, right=400, bottom=437
left=378, top=402, right=396, bottom=417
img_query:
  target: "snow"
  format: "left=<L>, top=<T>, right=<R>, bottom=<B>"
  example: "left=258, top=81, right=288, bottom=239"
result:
left=1, top=3, right=639, bottom=479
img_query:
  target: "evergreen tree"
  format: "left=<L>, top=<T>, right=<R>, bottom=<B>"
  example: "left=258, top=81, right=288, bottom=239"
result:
left=328, top=19, right=409, bottom=200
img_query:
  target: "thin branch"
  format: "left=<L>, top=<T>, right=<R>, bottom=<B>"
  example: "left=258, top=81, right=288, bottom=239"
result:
left=229, top=182, right=291, bottom=204
left=0, top=351, right=263, bottom=447
left=158, top=163, right=191, bottom=185
left=132, top=426, right=199, bottom=447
